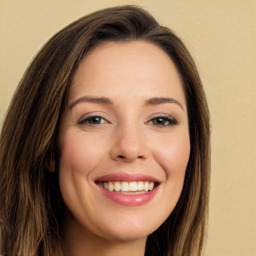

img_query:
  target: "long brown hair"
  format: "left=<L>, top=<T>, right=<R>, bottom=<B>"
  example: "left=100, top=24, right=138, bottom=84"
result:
left=0, top=5, right=210, bottom=256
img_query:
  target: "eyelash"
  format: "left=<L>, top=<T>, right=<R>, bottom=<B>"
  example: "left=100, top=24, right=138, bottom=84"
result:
left=147, top=115, right=178, bottom=127
left=78, top=114, right=178, bottom=127
left=78, top=115, right=109, bottom=125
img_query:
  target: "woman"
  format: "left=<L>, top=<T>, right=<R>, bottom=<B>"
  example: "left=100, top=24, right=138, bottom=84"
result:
left=0, top=5, right=210, bottom=256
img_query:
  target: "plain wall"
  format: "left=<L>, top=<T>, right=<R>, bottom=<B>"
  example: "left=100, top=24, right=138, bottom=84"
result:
left=0, top=1, right=255, bottom=255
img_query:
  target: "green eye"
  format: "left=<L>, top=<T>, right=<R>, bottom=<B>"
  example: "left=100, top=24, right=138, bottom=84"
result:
left=150, top=116, right=177, bottom=127
left=153, top=117, right=168, bottom=125
left=78, top=116, right=106, bottom=125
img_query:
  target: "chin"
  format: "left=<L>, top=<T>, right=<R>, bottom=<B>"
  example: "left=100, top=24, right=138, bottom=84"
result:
left=94, top=211, right=165, bottom=243
left=99, top=226, right=151, bottom=242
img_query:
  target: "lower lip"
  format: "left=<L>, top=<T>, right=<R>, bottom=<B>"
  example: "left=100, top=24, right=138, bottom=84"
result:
left=99, top=186, right=159, bottom=206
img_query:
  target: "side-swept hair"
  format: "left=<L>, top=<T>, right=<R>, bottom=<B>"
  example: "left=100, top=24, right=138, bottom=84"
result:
left=0, top=5, right=210, bottom=256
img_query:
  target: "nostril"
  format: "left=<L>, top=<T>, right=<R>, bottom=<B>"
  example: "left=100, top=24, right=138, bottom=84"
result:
left=116, top=155, right=144, bottom=160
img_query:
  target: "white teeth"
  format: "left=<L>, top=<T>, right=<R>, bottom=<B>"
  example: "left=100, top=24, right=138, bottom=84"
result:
left=121, top=182, right=129, bottom=192
left=114, top=181, right=121, bottom=192
left=137, top=181, right=144, bottom=191
left=102, top=181, right=155, bottom=192
left=103, top=182, right=108, bottom=190
left=108, top=182, right=114, bottom=192
left=148, top=182, right=154, bottom=190
left=129, top=182, right=137, bottom=191
left=144, top=181, right=149, bottom=192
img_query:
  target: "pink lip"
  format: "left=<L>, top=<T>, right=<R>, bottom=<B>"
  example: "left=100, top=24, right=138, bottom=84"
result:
left=95, top=173, right=160, bottom=206
left=95, top=172, right=160, bottom=182
left=98, top=185, right=159, bottom=206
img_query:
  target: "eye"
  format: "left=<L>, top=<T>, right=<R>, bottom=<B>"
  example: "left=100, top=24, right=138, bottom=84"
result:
left=148, top=115, right=178, bottom=127
left=78, top=115, right=108, bottom=125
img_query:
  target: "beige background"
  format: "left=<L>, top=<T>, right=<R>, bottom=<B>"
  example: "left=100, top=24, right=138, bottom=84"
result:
left=0, top=0, right=255, bottom=255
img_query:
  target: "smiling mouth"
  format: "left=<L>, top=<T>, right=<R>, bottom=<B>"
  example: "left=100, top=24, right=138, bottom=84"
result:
left=96, top=181, right=159, bottom=193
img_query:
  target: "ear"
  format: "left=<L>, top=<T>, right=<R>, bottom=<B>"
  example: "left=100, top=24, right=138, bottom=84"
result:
left=46, top=158, right=56, bottom=173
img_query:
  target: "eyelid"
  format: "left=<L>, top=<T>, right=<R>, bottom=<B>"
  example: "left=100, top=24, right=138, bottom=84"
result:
left=77, top=112, right=178, bottom=127
left=77, top=112, right=111, bottom=125
left=146, top=113, right=178, bottom=127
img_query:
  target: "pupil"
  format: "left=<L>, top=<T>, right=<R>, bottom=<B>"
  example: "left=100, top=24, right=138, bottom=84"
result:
left=92, top=116, right=100, bottom=123
left=155, top=118, right=165, bottom=124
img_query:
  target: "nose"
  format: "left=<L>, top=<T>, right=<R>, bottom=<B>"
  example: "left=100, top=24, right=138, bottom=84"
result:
left=109, top=125, right=147, bottom=162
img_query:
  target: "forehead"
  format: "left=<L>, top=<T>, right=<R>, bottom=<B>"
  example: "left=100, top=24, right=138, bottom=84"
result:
left=69, top=40, right=186, bottom=106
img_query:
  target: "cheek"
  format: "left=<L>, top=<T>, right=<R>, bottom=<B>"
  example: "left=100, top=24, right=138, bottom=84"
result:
left=152, top=132, right=191, bottom=178
left=58, top=132, right=109, bottom=218
left=59, top=132, right=107, bottom=176
left=148, top=132, right=190, bottom=225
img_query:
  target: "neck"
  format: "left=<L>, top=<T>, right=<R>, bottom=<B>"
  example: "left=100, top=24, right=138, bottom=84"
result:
left=62, top=215, right=147, bottom=256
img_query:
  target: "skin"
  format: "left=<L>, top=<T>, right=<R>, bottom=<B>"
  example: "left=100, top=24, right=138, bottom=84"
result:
left=57, top=41, right=190, bottom=256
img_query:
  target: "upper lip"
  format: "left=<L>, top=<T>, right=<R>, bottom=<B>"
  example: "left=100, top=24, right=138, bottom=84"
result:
left=95, top=172, right=161, bottom=183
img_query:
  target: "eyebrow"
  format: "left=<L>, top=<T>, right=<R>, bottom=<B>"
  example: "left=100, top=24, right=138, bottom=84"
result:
left=69, top=96, right=184, bottom=110
left=145, top=97, right=184, bottom=110
left=69, top=96, right=113, bottom=109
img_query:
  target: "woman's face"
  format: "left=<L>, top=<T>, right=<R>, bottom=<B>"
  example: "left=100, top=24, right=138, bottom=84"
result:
left=58, top=41, right=190, bottom=242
